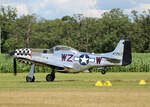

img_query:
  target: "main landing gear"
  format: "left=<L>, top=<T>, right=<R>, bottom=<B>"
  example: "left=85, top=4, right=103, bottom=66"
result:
left=46, top=70, right=55, bottom=82
left=26, top=64, right=35, bottom=82
left=26, top=64, right=55, bottom=82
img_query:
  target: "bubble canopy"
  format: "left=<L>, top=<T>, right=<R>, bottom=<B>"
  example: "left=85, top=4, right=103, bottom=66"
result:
left=49, top=45, right=78, bottom=53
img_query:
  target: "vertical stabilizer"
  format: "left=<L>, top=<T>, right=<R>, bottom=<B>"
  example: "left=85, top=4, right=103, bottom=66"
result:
left=112, top=40, right=132, bottom=66
left=122, top=41, right=132, bottom=66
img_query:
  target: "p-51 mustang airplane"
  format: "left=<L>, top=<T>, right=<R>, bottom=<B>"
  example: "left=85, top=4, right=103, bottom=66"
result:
left=9, top=40, right=132, bottom=82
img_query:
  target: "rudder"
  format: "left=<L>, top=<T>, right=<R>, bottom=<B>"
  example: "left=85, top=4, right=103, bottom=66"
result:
left=122, top=41, right=132, bottom=66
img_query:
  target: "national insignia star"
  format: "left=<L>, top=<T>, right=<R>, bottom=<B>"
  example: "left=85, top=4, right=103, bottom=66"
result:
left=80, top=55, right=89, bottom=64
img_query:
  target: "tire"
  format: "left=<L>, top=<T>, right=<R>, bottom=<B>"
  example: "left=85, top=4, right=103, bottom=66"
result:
left=26, top=76, right=35, bottom=82
left=46, top=73, right=55, bottom=82
left=101, top=70, right=106, bottom=75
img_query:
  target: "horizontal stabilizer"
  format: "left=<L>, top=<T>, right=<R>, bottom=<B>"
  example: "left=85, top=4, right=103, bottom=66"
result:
left=102, top=40, right=132, bottom=66
left=103, top=57, right=121, bottom=63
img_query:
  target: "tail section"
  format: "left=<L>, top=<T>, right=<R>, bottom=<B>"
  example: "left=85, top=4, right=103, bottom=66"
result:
left=112, top=40, right=132, bottom=66
left=122, top=41, right=132, bottom=66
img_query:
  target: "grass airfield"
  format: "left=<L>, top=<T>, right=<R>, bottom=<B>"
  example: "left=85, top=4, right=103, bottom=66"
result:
left=0, top=72, right=150, bottom=107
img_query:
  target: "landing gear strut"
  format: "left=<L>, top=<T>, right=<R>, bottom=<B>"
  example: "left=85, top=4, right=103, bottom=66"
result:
left=100, top=67, right=106, bottom=75
left=46, top=69, right=55, bottom=82
left=26, top=64, right=35, bottom=82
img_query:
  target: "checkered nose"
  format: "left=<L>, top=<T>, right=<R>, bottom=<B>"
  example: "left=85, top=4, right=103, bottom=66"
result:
left=14, top=48, right=32, bottom=57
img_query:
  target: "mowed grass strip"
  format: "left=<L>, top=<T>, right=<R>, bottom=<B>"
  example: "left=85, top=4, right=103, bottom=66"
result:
left=0, top=72, right=150, bottom=89
left=0, top=73, right=150, bottom=107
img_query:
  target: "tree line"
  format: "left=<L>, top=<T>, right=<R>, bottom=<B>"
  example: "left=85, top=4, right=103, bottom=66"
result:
left=0, top=6, right=150, bottom=53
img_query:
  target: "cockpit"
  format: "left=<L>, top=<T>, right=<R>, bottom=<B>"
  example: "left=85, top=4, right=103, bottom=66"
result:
left=49, top=45, right=78, bottom=53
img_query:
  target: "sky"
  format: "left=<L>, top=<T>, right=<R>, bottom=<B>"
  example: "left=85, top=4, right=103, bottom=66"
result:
left=0, top=0, right=150, bottom=19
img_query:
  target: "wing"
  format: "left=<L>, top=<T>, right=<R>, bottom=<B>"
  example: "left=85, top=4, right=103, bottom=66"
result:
left=13, top=48, right=65, bottom=69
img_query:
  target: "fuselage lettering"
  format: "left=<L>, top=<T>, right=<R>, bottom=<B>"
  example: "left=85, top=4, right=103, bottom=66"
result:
left=61, top=54, right=73, bottom=62
left=67, top=54, right=73, bottom=62
left=62, top=54, right=67, bottom=61
left=96, top=57, right=102, bottom=64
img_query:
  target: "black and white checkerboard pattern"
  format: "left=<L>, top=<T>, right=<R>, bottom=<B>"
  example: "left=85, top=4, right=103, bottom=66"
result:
left=14, top=49, right=31, bottom=57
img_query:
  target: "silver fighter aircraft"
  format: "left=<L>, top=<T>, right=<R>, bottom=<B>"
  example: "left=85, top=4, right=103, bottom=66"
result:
left=9, top=40, right=132, bottom=82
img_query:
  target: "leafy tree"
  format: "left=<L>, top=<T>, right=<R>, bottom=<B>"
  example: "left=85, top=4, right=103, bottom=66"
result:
left=0, top=6, right=150, bottom=53
left=0, top=6, right=17, bottom=52
left=4, top=14, right=36, bottom=51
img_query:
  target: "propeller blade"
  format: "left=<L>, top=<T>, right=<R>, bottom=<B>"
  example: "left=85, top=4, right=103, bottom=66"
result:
left=9, top=50, right=15, bottom=56
left=13, top=58, right=17, bottom=76
left=5, top=50, right=15, bottom=60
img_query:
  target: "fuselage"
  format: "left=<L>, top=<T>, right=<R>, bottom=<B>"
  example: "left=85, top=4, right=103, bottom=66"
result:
left=13, top=46, right=122, bottom=73
left=10, top=40, right=132, bottom=82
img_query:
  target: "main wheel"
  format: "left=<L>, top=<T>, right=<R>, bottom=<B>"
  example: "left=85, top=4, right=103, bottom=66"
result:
left=26, top=76, right=35, bottom=82
left=101, top=70, right=106, bottom=75
left=46, top=73, right=55, bottom=82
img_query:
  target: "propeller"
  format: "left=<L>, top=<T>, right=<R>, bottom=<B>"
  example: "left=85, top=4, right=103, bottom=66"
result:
left=5, top=50, right=17, bottom=76
left=9, top=50, right=15, bottom=56
left=5, top=50, right=15, bottom=60
left=13, top=58, right=17, bottom=76
left=6, top=50, right=17, bottom=75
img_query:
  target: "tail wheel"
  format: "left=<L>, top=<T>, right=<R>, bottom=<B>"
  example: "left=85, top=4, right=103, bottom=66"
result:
left=101, top=70, right=106, bottom=75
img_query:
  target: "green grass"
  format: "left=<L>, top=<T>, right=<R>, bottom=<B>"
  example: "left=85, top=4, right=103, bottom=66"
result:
left=0, top=72, right=150, bottom=90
